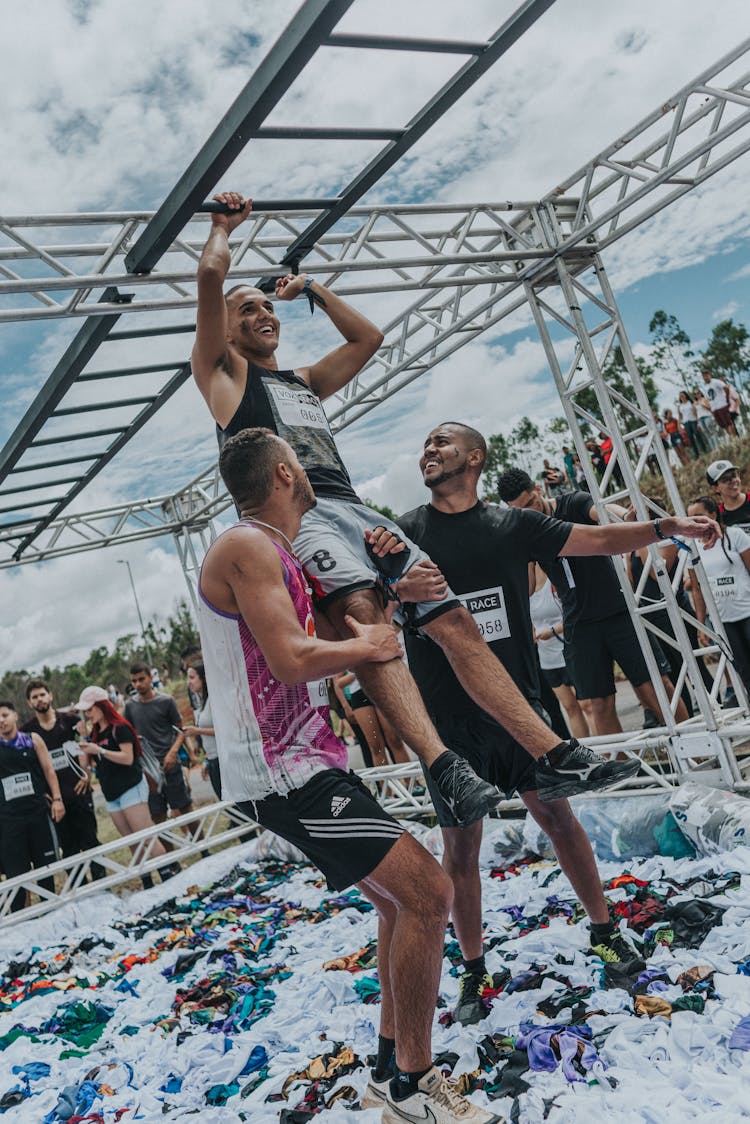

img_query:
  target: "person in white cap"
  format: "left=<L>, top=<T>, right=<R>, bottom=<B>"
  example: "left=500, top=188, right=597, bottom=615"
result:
left=707, top=460, right=750, bottom=535
left=76, top=685, right=169, bottom=873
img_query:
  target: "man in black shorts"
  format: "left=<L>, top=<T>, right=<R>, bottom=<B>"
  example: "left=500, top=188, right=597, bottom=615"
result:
left=125, top=665, right=191, bottom=825
left=191, top=192, right=637, bottom=821
left=499, top=468, right=690, bottom=735
left=391, top=423, right=718, bottom=1024
left=22, top=679, right=104, bottom=878
left=198, top=426, right=501, bottom=1123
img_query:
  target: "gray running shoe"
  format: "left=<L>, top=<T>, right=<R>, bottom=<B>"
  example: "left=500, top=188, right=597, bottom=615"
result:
left=454, top=970, right=493, bottom=1026
left=433, top=752, right=501, bottom=825
left=535, top=740, right=640, bottom=803
left=383, top=1067, right=504, bottom=1123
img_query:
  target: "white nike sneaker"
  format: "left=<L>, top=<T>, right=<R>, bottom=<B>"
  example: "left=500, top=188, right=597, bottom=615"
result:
left=382, top=1066, right=504, bottom=1123
left=360, top=1069, right=391, bottom=1109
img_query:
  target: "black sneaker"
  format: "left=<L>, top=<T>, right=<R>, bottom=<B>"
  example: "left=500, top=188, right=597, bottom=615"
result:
left=454, top=970, right=493, bottom=1026
left=433, top=753, right=501, bottom=825
left=535, top=740, right=640, bottom=803
left=589, top=928, right=642, bottom=964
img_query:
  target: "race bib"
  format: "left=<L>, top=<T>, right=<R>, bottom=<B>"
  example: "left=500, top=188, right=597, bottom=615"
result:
left=266, top=382, right=331, bottom=432
left=461, top=586, right=510, bottom=643
left=2, top=772, right=33, bottom=801
left=307, top=678, right=329, bottom=708
left=714, top=575, right=736, bottom=599
left=49, top=747, right=71, bottom=772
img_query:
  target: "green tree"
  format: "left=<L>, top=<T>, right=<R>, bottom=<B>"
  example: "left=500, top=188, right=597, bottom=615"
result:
left=701, top=318, right=750, bottom=396
left=361, top=498, right=397, bottom=522
left=649, top=310, right=694, bottom=391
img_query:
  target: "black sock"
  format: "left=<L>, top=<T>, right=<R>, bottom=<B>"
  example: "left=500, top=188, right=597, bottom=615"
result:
left=462, top=954, right=486, bottom=976
left=428, top=749, right=456, bottom=781
left=373, top=1035, right=395, bottom=1079
left=590, top=920, right=615, bottom=941
left=390, top=1066, right=432, bottom=1100
left=545, top=740, right=569, bottom=766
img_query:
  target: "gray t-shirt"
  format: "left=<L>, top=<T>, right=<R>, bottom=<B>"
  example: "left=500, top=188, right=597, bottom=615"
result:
left=125, top=694, right=181, bottom=760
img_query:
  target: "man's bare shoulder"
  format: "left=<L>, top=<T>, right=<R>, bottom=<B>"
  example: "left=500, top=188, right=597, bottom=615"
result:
left=203, top=524, right=283, bottom=579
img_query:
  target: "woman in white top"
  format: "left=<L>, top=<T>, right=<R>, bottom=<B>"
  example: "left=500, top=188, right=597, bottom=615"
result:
left=183, top=662, right=221, bottom=799
left=529, top=566, right=590, bottom=739
left=687, top=496, right=750, bottom=693
left=677, top=391, right=708, bottom=458
left=691, top=386, right=721, bottom=451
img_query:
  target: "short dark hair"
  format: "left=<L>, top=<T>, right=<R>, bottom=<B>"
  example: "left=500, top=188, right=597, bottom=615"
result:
left=438, top=422, right=487, bottom=470
left=219, top=426, right=290, bottom=509
left=497, top=467, right=534, bottom=503
left=25, top=678, right=50, bottom=699
left=690, top=494, right=721, bottom=521
left=130, top=662, right=151, bottom=677
left=0, top=700, right=17, bottom=712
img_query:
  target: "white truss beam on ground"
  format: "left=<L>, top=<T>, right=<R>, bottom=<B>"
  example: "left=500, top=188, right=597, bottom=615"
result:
left=6, top=734, right=750, bottom=927
left=524, top=232, right=750, bottom=783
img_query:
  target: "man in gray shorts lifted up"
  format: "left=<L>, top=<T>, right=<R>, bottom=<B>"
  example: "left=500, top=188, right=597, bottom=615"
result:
left=191, top=190, right=637, bottom=822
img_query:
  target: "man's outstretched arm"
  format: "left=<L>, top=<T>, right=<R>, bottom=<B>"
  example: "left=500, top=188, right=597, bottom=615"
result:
left=561, top=514, right=720, bottom=557
left=276, top=273, right=384, bottom=400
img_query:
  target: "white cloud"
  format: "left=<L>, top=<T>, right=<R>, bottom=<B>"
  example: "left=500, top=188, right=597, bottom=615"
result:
left=713, top=300, right=740, bottom=321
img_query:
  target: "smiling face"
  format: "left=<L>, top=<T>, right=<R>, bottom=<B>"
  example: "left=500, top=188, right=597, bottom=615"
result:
left=226, top=287, right=280, bottom=361
left=419, top=425, right=480, bottom=489
left=713, top=467, right=742, bottom=503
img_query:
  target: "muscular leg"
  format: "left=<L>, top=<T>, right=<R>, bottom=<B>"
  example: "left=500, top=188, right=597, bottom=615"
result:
left=588, top=693, right=622, bottom=736
left=552, top=683, right=590, bottom=739
left=441, top=821, right=484, bottom=960
left=521, top=790, right=609, bottom=925
left=359, top=831, right=453, bottom=1073
left=377, top=708, right=411, bottom=764
left=324, top=590, right=451, bottom=767
left=423, top=608, right=559, bottom=758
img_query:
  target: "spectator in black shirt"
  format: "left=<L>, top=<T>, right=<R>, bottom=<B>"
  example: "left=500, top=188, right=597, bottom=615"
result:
left=22, top=680, right=104, bottom=879
left=499, top=469, right=690, bottom=734
left=707, top=459, right=750, bottom=535
left=76, top=686, right=168, bottom=869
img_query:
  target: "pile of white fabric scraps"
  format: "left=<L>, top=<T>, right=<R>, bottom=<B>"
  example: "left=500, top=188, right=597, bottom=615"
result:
left=1, top=789, right=750, bottom=1121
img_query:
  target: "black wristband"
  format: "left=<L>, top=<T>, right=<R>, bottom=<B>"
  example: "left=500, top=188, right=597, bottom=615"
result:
left=653, top=518, right=667, bottom=541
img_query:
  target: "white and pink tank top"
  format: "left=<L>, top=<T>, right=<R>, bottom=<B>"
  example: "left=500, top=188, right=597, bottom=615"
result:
left=197, top=527, right=347, bottom=802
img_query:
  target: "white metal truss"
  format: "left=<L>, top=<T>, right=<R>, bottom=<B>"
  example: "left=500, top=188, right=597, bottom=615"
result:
left=524, top=216, right=750, bottom=783
left=7, top=726, right=750, bottom=927
left=2, top=37, right=750, bottom=569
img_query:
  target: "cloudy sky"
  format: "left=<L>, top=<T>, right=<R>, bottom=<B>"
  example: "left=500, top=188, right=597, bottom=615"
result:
left=1, top=0, right=750, bottom=673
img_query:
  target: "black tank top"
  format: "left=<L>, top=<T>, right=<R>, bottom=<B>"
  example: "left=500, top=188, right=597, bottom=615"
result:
left=0, top=732, right=49, bottom=817
left=217, top=361, right=359, bottom=502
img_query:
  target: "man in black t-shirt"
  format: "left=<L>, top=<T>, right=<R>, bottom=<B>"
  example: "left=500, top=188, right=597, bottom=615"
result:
left=392, top=424, right=717, bottom=1026
left=499, top=469, right=688, bottom=736
left=124, top=664, right=191, bottom=825
left=22, top=679, right=103, bottom=877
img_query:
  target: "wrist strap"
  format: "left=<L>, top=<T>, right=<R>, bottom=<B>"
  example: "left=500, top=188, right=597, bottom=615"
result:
left=303, top=277, right=327, bottom=315
left=653, top=518, right=666, bottom=541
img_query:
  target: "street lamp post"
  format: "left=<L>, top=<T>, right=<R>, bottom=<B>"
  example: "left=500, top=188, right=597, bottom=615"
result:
left=117, top=559, right=153, bottom=666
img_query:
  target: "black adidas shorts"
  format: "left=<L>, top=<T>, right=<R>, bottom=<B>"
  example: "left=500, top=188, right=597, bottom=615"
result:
left=423, top=709, right=539, bottom=828
left=570, top=611, right=650, bottom=700
left=238, top=768, right=404, bottom=890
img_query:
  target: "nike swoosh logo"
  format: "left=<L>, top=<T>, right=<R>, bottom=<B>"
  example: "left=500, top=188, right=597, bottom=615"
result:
left=388, top=1103, right=437, bottom=1123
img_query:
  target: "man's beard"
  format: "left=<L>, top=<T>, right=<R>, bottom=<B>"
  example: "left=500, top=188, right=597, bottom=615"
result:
left=33, top=702, right=51, bottom=713
left=424, top=460, right=467, bottom=489
left=293, top=472, right=317, bottom=512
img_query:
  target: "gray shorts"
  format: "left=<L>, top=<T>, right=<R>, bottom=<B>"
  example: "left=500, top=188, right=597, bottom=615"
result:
left=294, top=496, right=459, bottom=625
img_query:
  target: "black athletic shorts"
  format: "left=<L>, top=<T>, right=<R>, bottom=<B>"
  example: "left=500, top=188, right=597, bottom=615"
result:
left=349, top=688, right=372, bottom=710
left=569, top=611, right=650, bottom=700
left=424, top=709, right=539, bottom=828
left=238, top=768, right=404, bottom=890
left=541, top=664, right=573, bottom=690
left=149, top=762, right=192, bottom=817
